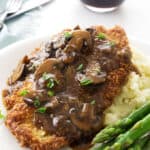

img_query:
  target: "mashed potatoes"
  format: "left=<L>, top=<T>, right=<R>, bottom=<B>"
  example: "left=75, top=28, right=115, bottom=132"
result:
left=104, top=49, right=150, bottom=125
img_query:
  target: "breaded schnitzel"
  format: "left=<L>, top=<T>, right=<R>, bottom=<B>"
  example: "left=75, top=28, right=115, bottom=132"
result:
left=2, top=26, right=137, bottom=150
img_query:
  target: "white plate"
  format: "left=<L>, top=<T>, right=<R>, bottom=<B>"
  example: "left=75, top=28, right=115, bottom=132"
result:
left=0, top=36, right=150, bottom=150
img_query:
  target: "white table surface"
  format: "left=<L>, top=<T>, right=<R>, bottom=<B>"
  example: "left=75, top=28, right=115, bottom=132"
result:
left=0, top=0, right=150, bottom=49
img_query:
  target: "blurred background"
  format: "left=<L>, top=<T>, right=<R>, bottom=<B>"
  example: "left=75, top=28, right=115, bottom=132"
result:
left=0, top=0, right=149, bottom=49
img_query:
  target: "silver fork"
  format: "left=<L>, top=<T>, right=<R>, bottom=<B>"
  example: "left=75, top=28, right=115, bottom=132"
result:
left=0, top=0, right=23, bottom=31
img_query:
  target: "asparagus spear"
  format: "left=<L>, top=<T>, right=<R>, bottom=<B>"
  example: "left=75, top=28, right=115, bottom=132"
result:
left=92, top=102, right=150, bottom=144
left=128, top=134, right=150, bottom=150
left=90, top=143, right=105, bottom=150
left=90, top=139, right=115, bottom=150
left=144, top=139, right=150, bottom=150
left=108, top=114, right=150, bottom=150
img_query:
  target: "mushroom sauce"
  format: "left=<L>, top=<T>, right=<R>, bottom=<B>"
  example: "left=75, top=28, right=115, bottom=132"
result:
left=5, top=27, right=137, bottom=145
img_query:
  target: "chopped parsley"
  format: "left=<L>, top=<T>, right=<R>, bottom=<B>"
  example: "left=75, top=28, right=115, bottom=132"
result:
left=54, top=79, right=59, bottom=84
left=80, top=79, right=93, bottom=86
left=91, top=100, right=96, bottom=105
left=42, top=73, right=58, bottom=89
left=47, top=90, right=54, bottom=97
left=29, top=64, right=36, bottom=71
left=109, top=41, right=116, bottom=47
left=64, top=32, right=72, bottom=40
left=34, top=99, right=41, bottom=108
left=37, top=107, right=47, bottom=113
left=42, top=72, right=51, bottom=80
left=0, top=110, right=5, bottom=119
left=19, top=89, right=29, bottom=96
left=97, top=33, right=106, bottom=40
left=47, top=78, right=55, bottom=89
left=77, top=64, right=83, bottom=71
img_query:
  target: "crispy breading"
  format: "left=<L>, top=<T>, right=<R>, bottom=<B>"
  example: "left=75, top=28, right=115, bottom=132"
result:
left=94, top=25, right=129, bottom=49
left=4, top=81, right=68, bottom=150
left=2, top=26, right=136, bottom=150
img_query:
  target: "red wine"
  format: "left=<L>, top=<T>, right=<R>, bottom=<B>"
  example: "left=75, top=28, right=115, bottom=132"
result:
left=81, top=0, right=125, bottom=8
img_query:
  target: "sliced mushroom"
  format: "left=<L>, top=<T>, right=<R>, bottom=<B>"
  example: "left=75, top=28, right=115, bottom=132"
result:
left=64, top=30, right=92, bottom=53
left=73, top=25, right=81, bottom=30
left=34, top=58, right=60, bottom=79
left=7, top=55, right=29, bottom=85
left=80, top=103, right=94, bottom=118
left=23, top=97, right=34, bottom=106
left=69, top=104, right=94, bottom=131
left=70, top=111, right=91, bottom=131
left=70, top=103, right=102, bottom=131
left=59, top=30, right=92, bottom=64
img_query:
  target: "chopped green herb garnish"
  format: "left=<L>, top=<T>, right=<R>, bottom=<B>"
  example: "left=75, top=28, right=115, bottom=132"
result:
left=29, top=64, right=36, bottom=71
left=42, top=72, right=50, bottom=80
left=55, top=79, right=59, bottom=84
left=34, top=99, right=41, bottom=108
left=46, top=77, right=59, bottom=89
left=97, top=33, right=106, bottom=40
left=0, top=110, right=5, bottom=119
left=47, top=78, right=55, bottom=89
left=19, top=89, right=29, bottom=96
left=64, top=32, right=72, bottom=40
left=91, top=100, right=96, bottom=105
left=109, top=41, right=116, bottom=47
left=80, top=79, right=93, bottom=86
left=77, top=64, right=83, bottom=71
left=47, top=90, right=54, bottom=97
left=37, top=107, right=47, bottom=113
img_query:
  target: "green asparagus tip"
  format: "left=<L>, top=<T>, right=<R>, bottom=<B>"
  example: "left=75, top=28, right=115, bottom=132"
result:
left=125, top=138, right=134, bottom=146
left=92, top=133, right=109, bottom=144
left=111, top=143, right=122, bottom=150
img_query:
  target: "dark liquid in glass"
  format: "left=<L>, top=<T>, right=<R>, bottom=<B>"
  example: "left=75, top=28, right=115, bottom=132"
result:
left=81, top=0, right=125, bottom=8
